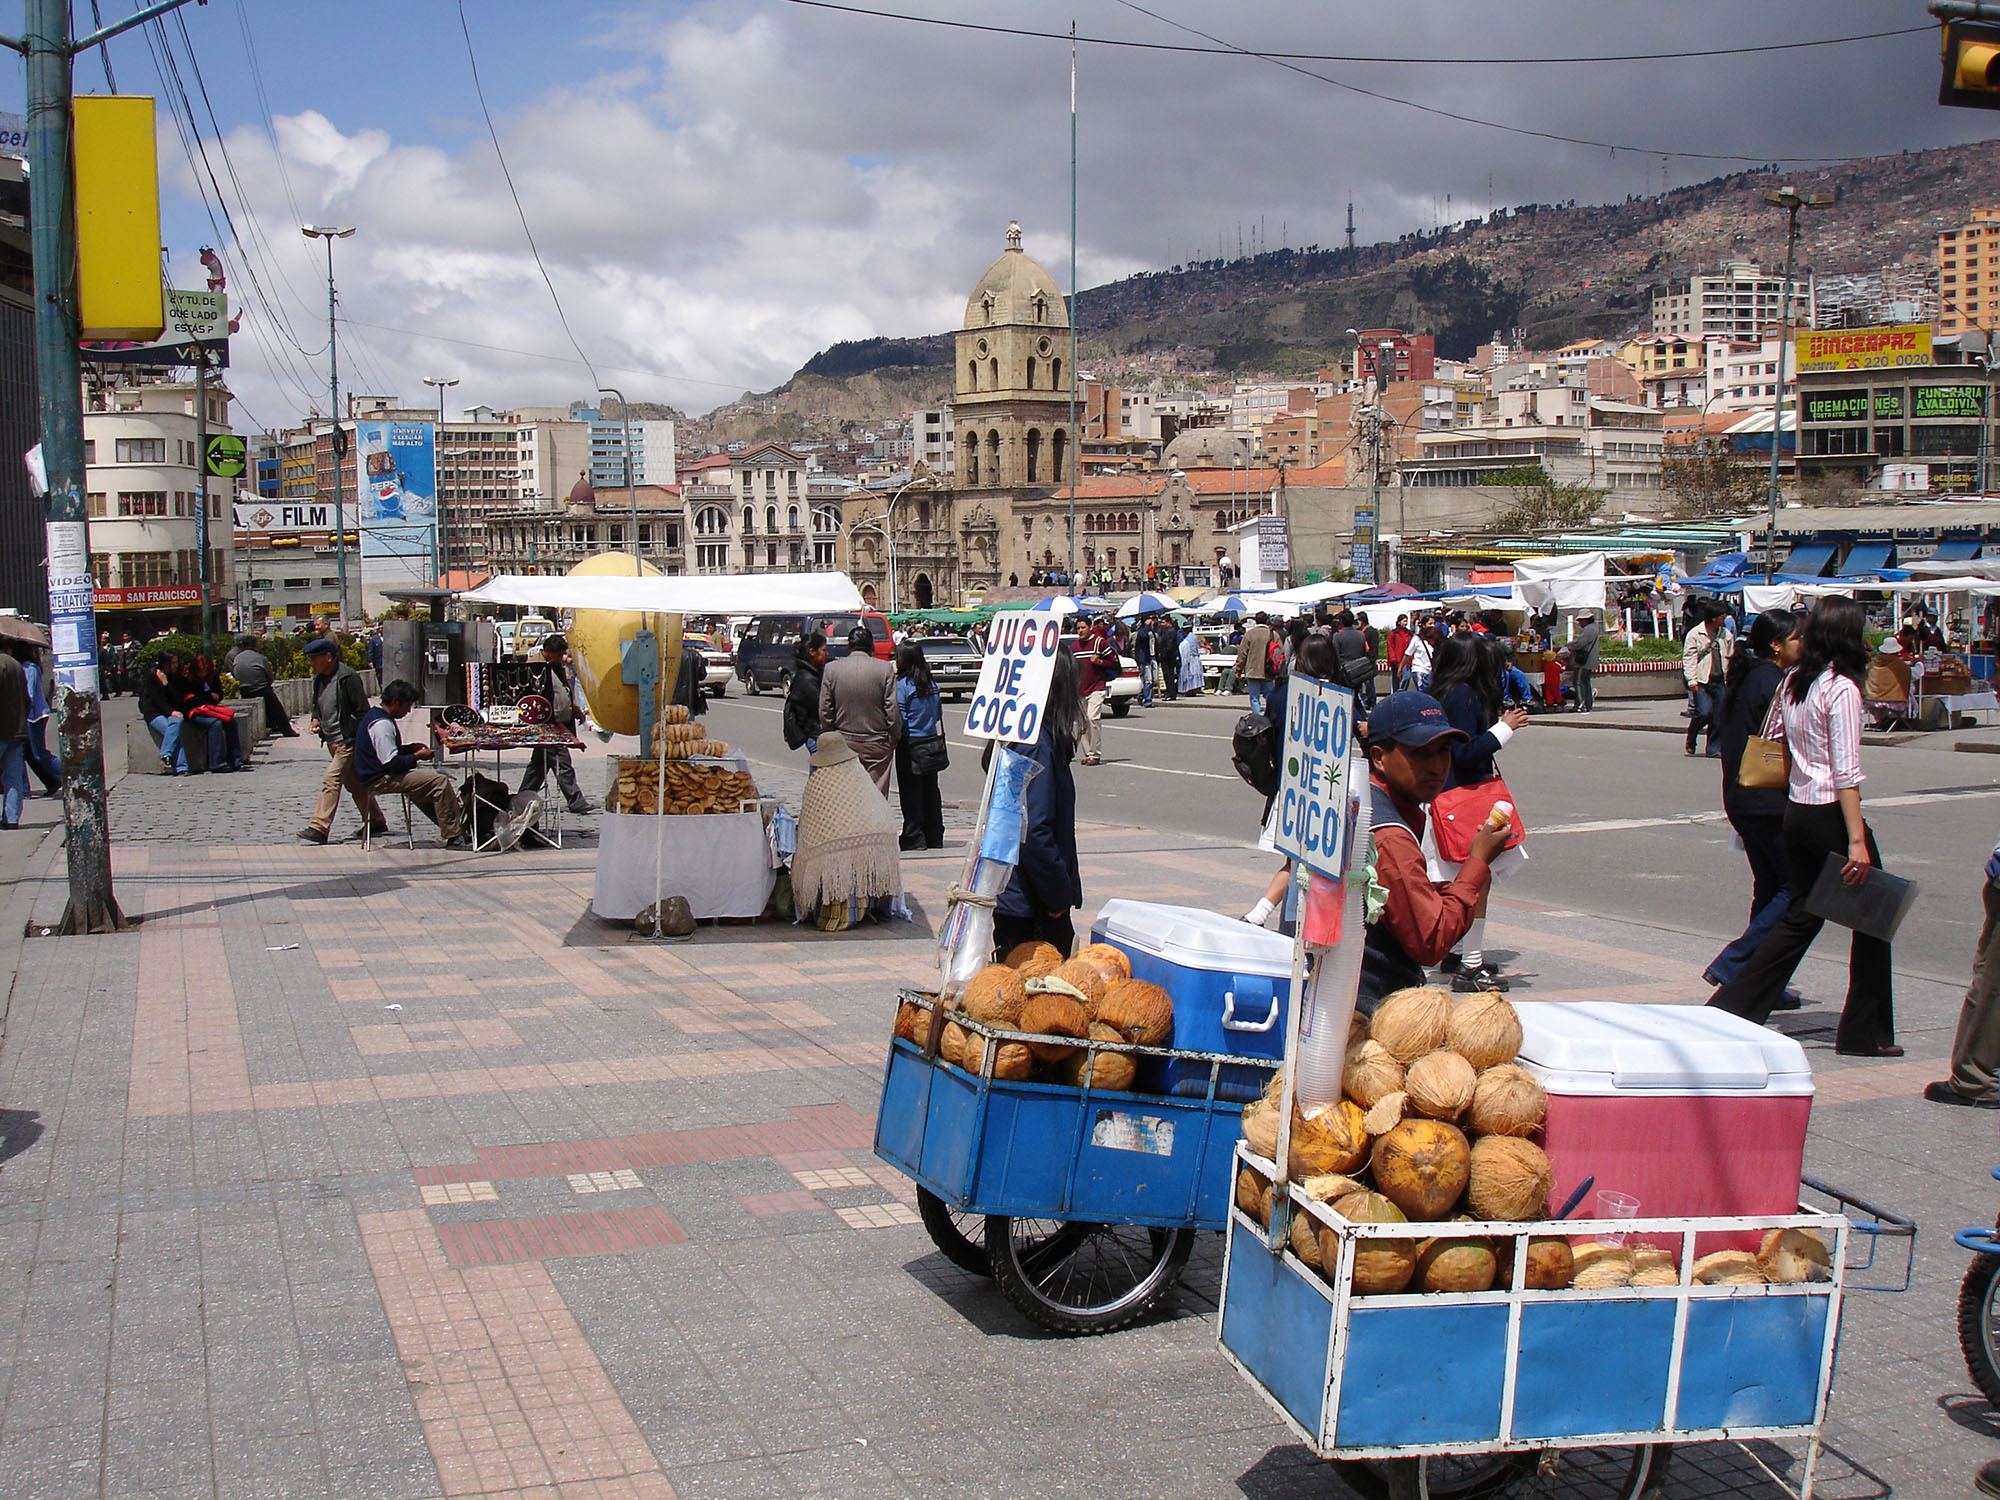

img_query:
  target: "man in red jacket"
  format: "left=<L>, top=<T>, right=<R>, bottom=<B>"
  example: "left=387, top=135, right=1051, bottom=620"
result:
left=1074, top=620, right=1118, bottom=767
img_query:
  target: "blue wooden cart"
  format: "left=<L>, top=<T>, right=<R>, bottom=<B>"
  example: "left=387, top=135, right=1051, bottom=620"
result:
left=1218, top=1143, right=1914, bottom=1499
left=874, top=991, right=1276, bottom=1334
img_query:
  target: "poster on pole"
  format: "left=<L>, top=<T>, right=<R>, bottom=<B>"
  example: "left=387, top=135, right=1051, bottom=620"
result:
left=353, top=420, right=438, bottom=605
left=1272, top=672, right=1355, bottom=881
left=45, top=519, right=99, bottom=694
left=963, top=609, right=1063, bottom=743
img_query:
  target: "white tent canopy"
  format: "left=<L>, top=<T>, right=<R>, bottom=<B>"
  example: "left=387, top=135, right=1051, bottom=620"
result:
left=1742, top=582, right=1855, bottom=614
left=1257, top=580, right=1373, bottom=612
left=458, top=571, right=865, bottom=615
left=1513, top=553, right=1609, bottom=612
left=1902, top=558, right=2000, bottom=580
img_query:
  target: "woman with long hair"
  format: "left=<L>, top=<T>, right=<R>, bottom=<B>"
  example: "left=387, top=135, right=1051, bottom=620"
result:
left=1702, top=609, right=1799, bottom=991
left=1708, top=597, right=1899, bottom=1055
left=993, top=645, right=1086, bottom=958
left=1430, top=633, right=1528, bottom=992
left=185, top=651, right=244, bottom=771
left=893, top=640, right=945, bottom=851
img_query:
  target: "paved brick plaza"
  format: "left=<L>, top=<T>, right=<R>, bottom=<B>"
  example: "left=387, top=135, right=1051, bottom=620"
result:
left=0, top=734, right=1994, bottom=1499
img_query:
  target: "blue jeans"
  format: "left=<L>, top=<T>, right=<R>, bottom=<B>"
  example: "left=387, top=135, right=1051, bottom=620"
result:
left=149, top=713, right=184, bottom=771
left=1138, top=661, right=1154, bottom=706
left=25, top=718, right=60, bottom=791
left=1246, top=678, right=1269, bottom=715
left=0, top=739, right=24, bottom=824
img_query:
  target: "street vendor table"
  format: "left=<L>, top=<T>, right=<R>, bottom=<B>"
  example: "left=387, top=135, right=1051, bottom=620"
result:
left=590, top=808, right=775, bottom=920
left=433, top=722, right=586, bottom=851
left=1923, top=686, right=2000, bottom=725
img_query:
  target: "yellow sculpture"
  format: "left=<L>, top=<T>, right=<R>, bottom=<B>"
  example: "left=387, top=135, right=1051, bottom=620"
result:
left=564, top=553, right=682, bottom=737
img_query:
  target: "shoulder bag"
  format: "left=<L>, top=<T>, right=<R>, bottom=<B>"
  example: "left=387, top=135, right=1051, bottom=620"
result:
left=1737, top=675, right=1790, bottom=791
left=907, top=732, right=949, bottom=776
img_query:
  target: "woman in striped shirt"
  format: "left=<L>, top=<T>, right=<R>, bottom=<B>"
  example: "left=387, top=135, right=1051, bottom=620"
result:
left=1707, top=597, right=1899, bottom=1056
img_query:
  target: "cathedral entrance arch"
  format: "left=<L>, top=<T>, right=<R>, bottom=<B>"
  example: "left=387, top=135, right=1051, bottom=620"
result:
left=913, top=573, right=935, bottom=609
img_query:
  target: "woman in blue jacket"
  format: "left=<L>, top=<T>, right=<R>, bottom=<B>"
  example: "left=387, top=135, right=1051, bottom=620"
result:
left=993, top=646, right=1086, bottom=958
left=893, top=641, right=946, bottom=851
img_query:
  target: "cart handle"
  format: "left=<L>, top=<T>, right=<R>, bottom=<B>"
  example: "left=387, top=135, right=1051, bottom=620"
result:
left=1799, top=1174, right=1917, bottom=1240
left=1221, top=989, right=1281, bottom=1034
left=1957, top=1227, right=2000, bottom=1257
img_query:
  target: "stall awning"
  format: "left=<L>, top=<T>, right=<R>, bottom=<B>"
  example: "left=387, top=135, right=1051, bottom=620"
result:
left=1777, top=543, right=1836, bottom=578
left=1841, top=543, right=1894, bottom=576
left=1933, top=539, right=1983, bottom=562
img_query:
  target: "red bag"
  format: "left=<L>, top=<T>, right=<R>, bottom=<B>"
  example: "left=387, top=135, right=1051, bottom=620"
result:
left=1430, top=777, right=1525, bottom=863
left=191, top=702, right=235, bottom=723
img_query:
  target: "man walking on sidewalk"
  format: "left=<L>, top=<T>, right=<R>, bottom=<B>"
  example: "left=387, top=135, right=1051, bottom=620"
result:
left=296, top=638, right=384, bottom=844
left=1570, top=612, right=1601, bottom=713
left=515, top=634, right=592, bottom=813
left=1235, top=612, right=1276, bottom=715
left=1682, top=603, right=1726, bottom=757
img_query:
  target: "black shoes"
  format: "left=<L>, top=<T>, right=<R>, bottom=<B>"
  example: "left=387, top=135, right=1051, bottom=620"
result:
left=1925, top=1081, right=2000, bottom=1109
left=1452, top=967, right=1511, bottom=994
left=295, top=827, right=327, bottom=844
left=1835, top=1043, right=1904, bottom=1058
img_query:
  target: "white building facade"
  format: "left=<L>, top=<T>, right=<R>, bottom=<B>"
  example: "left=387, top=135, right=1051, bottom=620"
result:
left=1652, top=260, right=1815, bottom=342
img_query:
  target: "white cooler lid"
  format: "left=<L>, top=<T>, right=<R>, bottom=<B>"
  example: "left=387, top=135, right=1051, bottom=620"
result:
left=1517, top=1002, right=1814, bottom=1097
left=1092, top=899, right=1295, bottom=981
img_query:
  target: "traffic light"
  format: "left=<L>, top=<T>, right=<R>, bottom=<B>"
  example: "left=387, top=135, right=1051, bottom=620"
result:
left=1939, top=19, right=2000, bottom=109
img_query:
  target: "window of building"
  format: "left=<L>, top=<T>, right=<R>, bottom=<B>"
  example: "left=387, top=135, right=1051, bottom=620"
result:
left=283, top=576, right=311, bottom=589
left=696, top=541, right=728, bottom=571
left=118, top=491, right=167, bottom=516
left=114, top=437, right=166, bottom=464
left=86, top=492, right=105, bottom=517
left=82, top=440, right=95, bottom=464
left=742, top=505, right=755, bottom=534
left=764, top=505, right=778, bottom=533
left=609, top=525, right=623, bottom=545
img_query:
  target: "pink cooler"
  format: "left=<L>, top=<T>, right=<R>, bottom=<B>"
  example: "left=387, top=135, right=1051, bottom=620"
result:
left=1517, top=1003, right=1814, bottom=1252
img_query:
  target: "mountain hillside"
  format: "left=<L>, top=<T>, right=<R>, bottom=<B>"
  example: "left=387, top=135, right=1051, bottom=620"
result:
left=684, top=137, right=1994, bottom=446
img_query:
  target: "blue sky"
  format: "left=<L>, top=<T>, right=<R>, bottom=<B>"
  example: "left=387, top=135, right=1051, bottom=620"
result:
left=5, top=2, right=1993, bottom=437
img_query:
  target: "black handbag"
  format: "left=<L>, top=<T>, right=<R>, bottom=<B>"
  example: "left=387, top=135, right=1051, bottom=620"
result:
left=906, top=732, right=950, bottom=775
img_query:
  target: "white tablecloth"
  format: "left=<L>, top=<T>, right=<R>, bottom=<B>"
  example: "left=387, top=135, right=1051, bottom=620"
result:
left=591, top=810, right=776, bottom=921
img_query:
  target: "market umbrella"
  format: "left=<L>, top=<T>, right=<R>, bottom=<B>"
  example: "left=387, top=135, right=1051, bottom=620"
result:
left=0, top=615, right=51, bottom=648
left=1115, top=591, right=1178, bottom=619
left=1000, top=595, right=1099, bottom=619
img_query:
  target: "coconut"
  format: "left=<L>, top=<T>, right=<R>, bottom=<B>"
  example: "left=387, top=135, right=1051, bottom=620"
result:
left=1018, top=991, right=1091, bottom=1064
left=1051, top=958, right=1110, bottom=1009
left=1003, top=940, right=1065, bottom=972
left=1466, top=1136, right=1553, bottom=1222
left=1630, top=1246, right=1677, bottom=1277
left=1342, top=1040, right=1406, bottom=1110
left=1288, top=1209, right=1323, bottom=1270
left=1631, top=1263, right=1681, bottom=1287
left=961, top=965, right=1029, bottom=1028
left=1072, top=941, right=1133, bottom=983
left=892, top=1001, right=925, bottom=1044
left=1571, top=1246, right=1635, bottom=1288
left=1061, top=1022, right=1137, bottom=1090
left=1362, top=1091, right=1407, bottom=1136
left=1692, top=1250, right=1767, bottom=1286
left=960, top=1032, right=1033, bottom=1081
left=1240, top=1099, right=1280, bottom=1160
left=1325, top=1191, right=1416, bottom=1295
left=1370, top=1118, right=1472, bottom=1221
left=1498, top=1235, right=1575, bottom=1290
left=1093, top=978, right=1175, bottom=1047
left=1414, top=1234, right=1498, bottom=1293
left=1404, top=1050, right=1478, bottom=1122
left=1235, top=1167, right=1273, bottom=1228
left=1757, top=1228, right=1832, bottom=1285
left=1287, top=1099, right=1370, bottom=1178
left=939, top=1021, right=970, bottom=1070
left=1468, top=1064, right=1548, bottom=1138
left=1447, top=992, right=1524, bottom=1070
left=1369, top=986, right=1454, bottom=1064
left=1299, top=1172, right=1365, bottom=1203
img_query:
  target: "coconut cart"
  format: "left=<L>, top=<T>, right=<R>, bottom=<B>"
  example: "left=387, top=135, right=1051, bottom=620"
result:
left=876, top=992, right=1274, bottom=1334
left=1211, top=678, right=1916, bottom=1498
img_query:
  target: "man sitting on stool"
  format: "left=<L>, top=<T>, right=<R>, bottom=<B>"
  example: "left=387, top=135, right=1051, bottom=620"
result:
left=356, top=680, right=469, bottom=849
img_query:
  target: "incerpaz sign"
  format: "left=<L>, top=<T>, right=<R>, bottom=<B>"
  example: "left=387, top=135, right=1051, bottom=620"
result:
left=1794, top=323, right=1932, bottom=375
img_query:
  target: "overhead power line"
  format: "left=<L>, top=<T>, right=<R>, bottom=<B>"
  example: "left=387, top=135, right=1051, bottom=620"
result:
left=781, top=1, right=1928, bottom=66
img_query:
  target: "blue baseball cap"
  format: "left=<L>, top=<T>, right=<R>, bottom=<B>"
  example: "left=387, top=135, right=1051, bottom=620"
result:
left=303, top=637, right=338, bottom=657
left=1363, top=691, right=1465, bottom=748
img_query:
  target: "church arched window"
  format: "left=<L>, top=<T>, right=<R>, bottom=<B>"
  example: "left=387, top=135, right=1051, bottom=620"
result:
left=986, top=429, right=1001, bottom=482
left=741, top=505, right=754, bottom=534
left=989, top=357, right=999, bottom=388
left=963, top=432, right=979, bottom=486
left=1025, top=428, right=1042, bottom=485
left=968, top=360, right=978, bottom=391
left=1026, top=356, right=1037, bottom=389
left=1052, top=357, right=1063, bottom=392
left=1051, top=428, right=1068, bottom=485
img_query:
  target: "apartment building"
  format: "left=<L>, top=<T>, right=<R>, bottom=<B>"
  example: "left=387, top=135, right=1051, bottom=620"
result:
left=1652, top=260, right=1815, bottom=341
left=1938, top=206, right=1999, bottom=338
left=1404, top=382, right=1664, bottom=492
left=572, top=405, right=677, bottom=488
left=483, top=480, right=686, bottom=577
left=679, top=443, right=848, bottom=576
left=911, top=406, right=955, bottom=478
left=1705, top=336, right=1786, bottom=414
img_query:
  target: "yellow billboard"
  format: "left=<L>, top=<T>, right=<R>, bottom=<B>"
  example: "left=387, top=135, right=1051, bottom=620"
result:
left=1794, top=323, right=1932, bottom=375
left=73, top=96, right=164, bottom=341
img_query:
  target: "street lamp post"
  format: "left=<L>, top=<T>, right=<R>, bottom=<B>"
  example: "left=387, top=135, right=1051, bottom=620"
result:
left=302, top=225, right=356, bottom=619
left=1760, top=187, right=1831, bottom=583
left=597, top=387, right=637, bottom=572
left=421, top=376, right=458, bottom=589
left=882, top=472, right=943, bottom=613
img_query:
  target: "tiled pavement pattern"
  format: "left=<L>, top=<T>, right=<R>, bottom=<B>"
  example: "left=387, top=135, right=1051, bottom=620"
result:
left=0, top=735, right=1994, bottom=1497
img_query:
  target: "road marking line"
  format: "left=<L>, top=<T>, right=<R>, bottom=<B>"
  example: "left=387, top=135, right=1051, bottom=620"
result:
left=1531, top=785, right=2000, bottom=837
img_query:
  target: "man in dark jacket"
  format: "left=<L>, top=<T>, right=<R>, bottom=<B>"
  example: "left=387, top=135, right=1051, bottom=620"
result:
left=229, top=633, right=297, bottom=737
left=1153, top=616, right=1180, bottom=701
left=297, top=638, right=384, bottom=844
left=1330, top=611, right=1378, bottom=709
left=1569, top=612, right=1602, bottom=713
left=1132, top=616, right=1155, bottom=707
left=355, top=679, right=466, bottom=847
left=515, top=634, right=591, bottom=813
left=782, top=633, right=828, bottom=753
left=0, top=648, right=26, bottom=828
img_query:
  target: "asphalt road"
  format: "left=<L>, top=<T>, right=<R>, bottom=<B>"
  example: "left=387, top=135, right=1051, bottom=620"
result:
left=703, top=683, right=2000, bottom=988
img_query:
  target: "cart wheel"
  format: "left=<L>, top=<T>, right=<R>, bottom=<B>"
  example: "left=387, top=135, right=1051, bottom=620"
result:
left=1355, top=1444, right=1667, bottom=1500
left=983, top=1216, right=1193, bottom=1335
left=914, top=1188, right=993, bottom=1277
left=1960, top=1252, right=2000, bottom=1409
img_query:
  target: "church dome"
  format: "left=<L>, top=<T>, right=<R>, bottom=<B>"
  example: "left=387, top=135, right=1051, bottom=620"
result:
left=1160, top=425, right=1254, bottom=471
left=963, top=221, right=1069, bottom=331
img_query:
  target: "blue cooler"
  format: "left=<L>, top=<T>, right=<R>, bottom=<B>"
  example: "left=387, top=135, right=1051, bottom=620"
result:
left=1091, top=899, right=1292, bottom=1102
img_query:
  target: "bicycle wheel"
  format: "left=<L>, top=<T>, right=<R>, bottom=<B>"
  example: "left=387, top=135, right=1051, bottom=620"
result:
left=1351, top=1444, right=1667, bottom=1500
left=984, top=1215, right=1193, bottom=1335
left=1960, top=1252, right=2000, bottom=1409
left=915, top=1188, right=991, bottom=1277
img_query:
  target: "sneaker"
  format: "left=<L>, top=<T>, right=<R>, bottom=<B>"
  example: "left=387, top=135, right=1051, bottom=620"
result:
left=1452, top=968, right=1511, bottom=994
left=443, top=833, right=471, bottom=851
left=566, top=800, right=595, bottom=815
left=295, top=827, right=327, bottom=845
left=1772, top=987, right=1805, bottom=1011
left=1925, top=1081, right=2000, bottom=1109
left=1437, top=953, right=1463, bottom=975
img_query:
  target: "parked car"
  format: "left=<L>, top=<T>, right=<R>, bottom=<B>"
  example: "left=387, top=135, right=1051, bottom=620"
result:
left=682, top=631, right=732, bottom=697
left=1058, top=634, right=1140, bottom=717
left=918, top=636, right=983, bottom=700
left=1193, top=626, right=1238, bottom=691
left=736, top=611, right=894, bottom=694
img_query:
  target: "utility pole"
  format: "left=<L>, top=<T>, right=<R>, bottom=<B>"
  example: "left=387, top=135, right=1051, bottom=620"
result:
left=4, top=0, right=202, bottom=932
left=422, top=375, right=458, bottom=585
left=302, top=224, right=355, bottom=618
left=1761, top=187, right=1831, bottom=583
left=1066, top=22, right=1079, bottom=587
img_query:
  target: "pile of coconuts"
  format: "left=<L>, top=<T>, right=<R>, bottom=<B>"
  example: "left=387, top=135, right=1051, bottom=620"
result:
left=892, top=941, right=1174, bottom=1091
